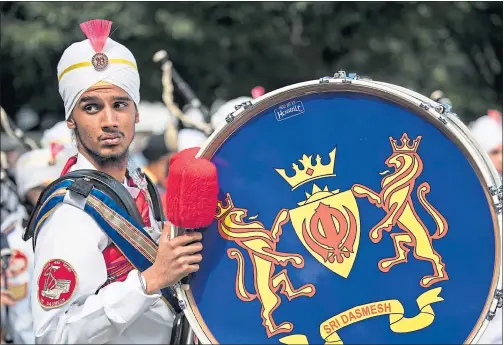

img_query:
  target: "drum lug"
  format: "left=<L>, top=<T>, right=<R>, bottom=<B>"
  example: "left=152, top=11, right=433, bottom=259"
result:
left=225, top=113, right=235, bottom=123
left=238, top=101, right=253, bottom=110
left=419, top=103, right=431, bottom=111
left=489, top=185, right=503, bottom=214
left=334, top=70, right=347, bottom=79
left=332, top=70, right=359, bottom=84
left=489, top=185, right=501, bottom=196
left=486, top=289, right=503, bottom=321
left=348, top=73, right=359, bottom=80
left=435, top=103, right=452, bottom=115
left=226, top=102, right=252, bottom=123
left=319, top=76, right=331, bottom=84
left=422, top=103, right=449, bottom=125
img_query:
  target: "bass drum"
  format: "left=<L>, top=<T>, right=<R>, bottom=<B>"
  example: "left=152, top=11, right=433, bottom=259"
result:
left=175, top=72, right=502, bottom=344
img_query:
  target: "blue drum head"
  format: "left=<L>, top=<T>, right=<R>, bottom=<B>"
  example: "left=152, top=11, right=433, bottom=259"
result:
left=183, top=82, right=501, bottom=344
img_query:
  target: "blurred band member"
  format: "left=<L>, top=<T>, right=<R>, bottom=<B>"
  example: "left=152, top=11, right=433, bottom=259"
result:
left=0, top=147, right=71, bottom=344
left=40, top=121, right=76, bottom=151
left=470, top=110, right=503, bottom=175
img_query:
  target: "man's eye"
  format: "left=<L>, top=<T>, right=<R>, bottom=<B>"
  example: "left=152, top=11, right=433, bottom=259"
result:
left=84, top=104, right=100, bottom=112
left=114, top=102, right=128, bottom=109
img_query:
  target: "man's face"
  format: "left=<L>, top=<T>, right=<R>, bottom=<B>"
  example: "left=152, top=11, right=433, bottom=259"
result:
left=488, top=144, right=503, bottom=174
left=67, top=84, right=139, bottom=164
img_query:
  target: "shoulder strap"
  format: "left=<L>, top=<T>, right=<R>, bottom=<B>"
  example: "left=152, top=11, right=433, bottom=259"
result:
left=23, top=169, right=144, bottom=242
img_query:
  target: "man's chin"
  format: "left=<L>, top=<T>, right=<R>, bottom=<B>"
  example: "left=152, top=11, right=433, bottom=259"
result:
left=92, top=146, right=129, bottom=164
left=100, top=145, right=127, bottom=157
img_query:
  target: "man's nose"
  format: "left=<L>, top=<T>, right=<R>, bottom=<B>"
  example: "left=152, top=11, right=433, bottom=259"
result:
left=101, top=106, right=119, bottom=129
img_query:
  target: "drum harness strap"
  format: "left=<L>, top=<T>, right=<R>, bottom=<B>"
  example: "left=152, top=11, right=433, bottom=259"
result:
left=23, top=169, right=182, bottom=314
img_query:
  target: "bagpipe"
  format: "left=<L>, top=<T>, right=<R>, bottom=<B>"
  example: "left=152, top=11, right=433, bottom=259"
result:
left=167, top=71, right=502, bottom=344
left=152, top=50, right=214, bottom=153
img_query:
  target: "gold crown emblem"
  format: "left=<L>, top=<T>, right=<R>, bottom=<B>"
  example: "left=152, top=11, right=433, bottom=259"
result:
left=215, top=193, right=234, bottom=219
left=275, top=148, right=336, bottom=190
left=389, top=133, right=421, bottom=153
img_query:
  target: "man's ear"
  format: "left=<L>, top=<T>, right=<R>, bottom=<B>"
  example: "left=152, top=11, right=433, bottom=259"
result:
left=135, top=110, right=140, bottom=124
left=67, top=116, right=76, bottom=129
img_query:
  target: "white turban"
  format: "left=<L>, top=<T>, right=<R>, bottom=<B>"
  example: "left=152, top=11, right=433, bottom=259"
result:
left=40, top=121, right=75, bottom=149
left=211, top=96, right=252, bottom=130
left=14, top=148, right=73, bottom=198
left=177, top=128, right=208, bottom=151
left=469, top=114, right=502, bottom=153
left=57, top=20, right=140, bottom=119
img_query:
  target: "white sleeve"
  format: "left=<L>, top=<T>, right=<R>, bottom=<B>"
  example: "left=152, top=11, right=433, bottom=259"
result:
left=31, top=203, right=162, bottom=344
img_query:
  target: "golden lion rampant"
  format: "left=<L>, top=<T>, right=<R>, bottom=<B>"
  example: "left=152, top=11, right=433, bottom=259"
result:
left=216, top=193, right=316, bottom=337
left=352, top=133, right=449, bottom=288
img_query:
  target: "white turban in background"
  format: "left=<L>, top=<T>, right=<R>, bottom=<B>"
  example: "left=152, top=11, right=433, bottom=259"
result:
left=177, top=128, right=208, bottom=151
left=40, top=121, right=76, bottom=150
left=57, top=20, right=140, bottom=119
left=469, top=113, right=502, bottom=153
left=210, top=96, right=252, bottom=130
left=14, top=148, right=74, bottom=199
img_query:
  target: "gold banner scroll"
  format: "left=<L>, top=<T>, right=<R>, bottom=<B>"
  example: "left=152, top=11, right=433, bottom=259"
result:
left=280, top=287, right=443, bottom=345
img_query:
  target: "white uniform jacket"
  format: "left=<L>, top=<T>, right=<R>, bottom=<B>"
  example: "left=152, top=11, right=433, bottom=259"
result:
left=31, top=154, right=174, bottom=344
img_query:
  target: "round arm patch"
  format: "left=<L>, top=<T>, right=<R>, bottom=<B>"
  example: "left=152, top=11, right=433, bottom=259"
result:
left=37, top=259, right=78, bottom=309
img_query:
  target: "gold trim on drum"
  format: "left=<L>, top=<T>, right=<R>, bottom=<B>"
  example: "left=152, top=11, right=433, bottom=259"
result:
left=179, top=77, right=502, bottom=345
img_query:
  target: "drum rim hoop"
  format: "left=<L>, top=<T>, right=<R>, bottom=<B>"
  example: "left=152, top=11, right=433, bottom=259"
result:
left=177, top=78, right=503, bottom=344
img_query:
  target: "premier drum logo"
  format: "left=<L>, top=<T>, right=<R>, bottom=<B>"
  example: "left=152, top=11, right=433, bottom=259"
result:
left=274, top=101, right=305, bottom=121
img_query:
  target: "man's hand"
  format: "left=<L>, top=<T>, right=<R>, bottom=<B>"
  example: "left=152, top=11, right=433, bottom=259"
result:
left=0, top=290, right=15, bottom=307
left=0, top=272, right=15, bottom=307
left=142, top=223, right=203, bottom=294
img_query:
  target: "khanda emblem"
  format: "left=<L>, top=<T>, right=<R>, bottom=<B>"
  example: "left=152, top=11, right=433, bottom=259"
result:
left=275, top=148, right=361, bottom=278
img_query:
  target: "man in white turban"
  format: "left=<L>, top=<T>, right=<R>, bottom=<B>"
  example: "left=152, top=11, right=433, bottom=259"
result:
left=469, top=110, right=502, bottom=175
left=1, top=147, right=71, bottom=344
left=30, top=19, right=204, bottom=344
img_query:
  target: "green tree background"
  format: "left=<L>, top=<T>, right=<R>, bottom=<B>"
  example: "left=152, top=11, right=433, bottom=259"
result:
left=1, top=1, right=502, bottom=129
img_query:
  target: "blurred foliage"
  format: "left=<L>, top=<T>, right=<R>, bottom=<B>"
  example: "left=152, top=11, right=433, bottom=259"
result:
left=1, top=1, right=502, bottom=129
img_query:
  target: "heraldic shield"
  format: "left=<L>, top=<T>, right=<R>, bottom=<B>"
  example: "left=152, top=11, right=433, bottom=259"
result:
left=177, top=82, right=501, bottom=345
left=277, top=148, right=361, bottom=278
left=288, top=188, right=360, bottom=278
left=275, top=147, right=360, bottom=278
